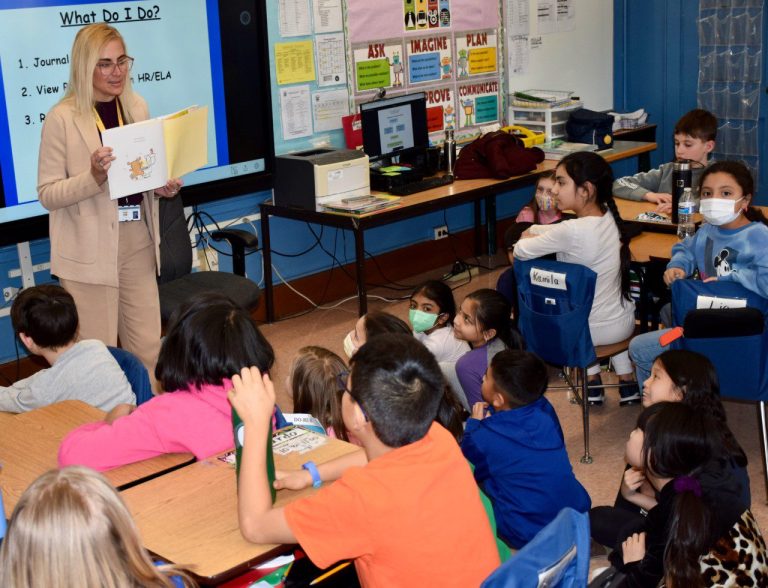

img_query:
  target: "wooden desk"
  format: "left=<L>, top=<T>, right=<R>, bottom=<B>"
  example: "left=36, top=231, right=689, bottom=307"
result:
left=122, top=434, right=363, bottom=586
left=260, top=141, right=657, bottom=321
left=1, top=400, right=194, bottom=517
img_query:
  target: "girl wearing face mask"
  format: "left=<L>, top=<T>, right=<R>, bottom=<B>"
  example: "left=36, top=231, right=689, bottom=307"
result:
left=629, top=161, right=768, bottom=384
left=497, top=171, right=571, bottom=314
left=342, top=311, right=412, bottom=358
left=408, top=280, right=469, bottom=363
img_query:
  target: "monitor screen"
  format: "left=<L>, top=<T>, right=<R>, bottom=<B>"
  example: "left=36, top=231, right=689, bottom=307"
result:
left=0, top=0, right=274, bottom=246
left=360, top=93, right=428, bottom=163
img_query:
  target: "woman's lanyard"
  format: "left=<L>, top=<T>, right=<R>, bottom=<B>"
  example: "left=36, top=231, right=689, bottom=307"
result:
left=92, top=97, right=123, bottom=135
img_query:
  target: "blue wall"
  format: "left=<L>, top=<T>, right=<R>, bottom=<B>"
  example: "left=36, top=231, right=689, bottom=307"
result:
left=614, top=0, right=768, bottom=200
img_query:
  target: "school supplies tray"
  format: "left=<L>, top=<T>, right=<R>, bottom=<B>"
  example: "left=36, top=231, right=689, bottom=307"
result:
left=511, top=90, right=576, bottom=108
left=501, top=125, right=546, bottom=148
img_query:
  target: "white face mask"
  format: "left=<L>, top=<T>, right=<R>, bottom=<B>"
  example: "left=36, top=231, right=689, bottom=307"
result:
left=700, top=197, right=743, bottom=226
left=343, top=331, right=357, bottom=358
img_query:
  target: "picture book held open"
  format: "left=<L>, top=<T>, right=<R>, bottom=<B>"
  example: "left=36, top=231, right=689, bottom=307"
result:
left=102, top=105, right=208, bottom=199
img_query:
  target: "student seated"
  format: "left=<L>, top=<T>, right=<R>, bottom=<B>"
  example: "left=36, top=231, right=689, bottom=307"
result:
left=461, top=349, right=591, bottom=549
left=0, top=466, right=194, bottom=587
left=58, top=292, right=274, bottom=470
left=0, top=284, right=134, bottom=413
left=407, top=279, right=469, bottom=363
left=342, top=310, right=411, bottom=358
left=629, top=161, right=768, bottom=384
left=613, top=108, right=717, bottom=214
left=228, top=333, right=501, bottom=587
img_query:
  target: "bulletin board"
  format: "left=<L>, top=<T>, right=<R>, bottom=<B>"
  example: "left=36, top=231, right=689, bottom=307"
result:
left=267, top=0, right=351, bottom=155
left=504, top=0, right=613, bottom=111
left=346, top=0, right=503, bottom=144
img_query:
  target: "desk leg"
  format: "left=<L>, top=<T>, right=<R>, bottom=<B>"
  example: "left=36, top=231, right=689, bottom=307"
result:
left=473, top=200, right=482, bottom=256
left=486, top=195, right=497, bottom=256
left=260, top=208, right=275, bottom=323
left=353, top=225, right=367, bottom=316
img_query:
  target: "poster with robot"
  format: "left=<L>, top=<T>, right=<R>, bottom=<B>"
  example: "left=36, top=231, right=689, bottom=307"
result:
left=406, top=34, right=453, bottom=85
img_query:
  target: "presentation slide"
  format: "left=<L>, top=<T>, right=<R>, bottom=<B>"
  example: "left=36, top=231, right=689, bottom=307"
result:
left=0, top=0, right=269, bottom=229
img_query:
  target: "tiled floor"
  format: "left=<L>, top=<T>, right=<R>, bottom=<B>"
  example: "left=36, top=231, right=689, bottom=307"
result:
left=260, top=261, right=768, bottom=553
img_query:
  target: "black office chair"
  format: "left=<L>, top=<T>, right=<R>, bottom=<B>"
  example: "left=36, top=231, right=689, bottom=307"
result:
left=157, top=195, right=262, bottom=326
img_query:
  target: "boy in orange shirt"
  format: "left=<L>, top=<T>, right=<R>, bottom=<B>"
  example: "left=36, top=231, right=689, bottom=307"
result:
left=229, top=333, right=500, bottom=587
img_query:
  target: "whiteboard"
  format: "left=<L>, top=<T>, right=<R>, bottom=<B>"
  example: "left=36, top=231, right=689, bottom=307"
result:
left=505, top=0, right=613, bottom=112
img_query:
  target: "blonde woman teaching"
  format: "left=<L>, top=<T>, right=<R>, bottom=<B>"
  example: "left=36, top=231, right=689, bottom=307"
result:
left=37, top=24, right=182, bottom=388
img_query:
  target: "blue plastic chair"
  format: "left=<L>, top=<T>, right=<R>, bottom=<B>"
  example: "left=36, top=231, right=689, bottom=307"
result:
left=107, top=346, right=153, bottom=405
left=670, top=279, right=768, bottom=498
left=481, top=507, right=590, bottom=588
left=514, top=259, right=597, bottom=463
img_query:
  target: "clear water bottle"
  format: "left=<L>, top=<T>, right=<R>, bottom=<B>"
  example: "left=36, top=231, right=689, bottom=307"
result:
left=677, top=187, right=696, bottom=240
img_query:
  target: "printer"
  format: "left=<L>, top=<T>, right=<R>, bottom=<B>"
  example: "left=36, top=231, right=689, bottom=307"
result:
left=274, top=148, right=370, bottom=210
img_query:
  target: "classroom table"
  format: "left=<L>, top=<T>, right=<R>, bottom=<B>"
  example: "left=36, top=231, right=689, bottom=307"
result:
left=260, top=140, right=657, bottom=321
left=122, top=431, right=364, bottom=586
left=0, top=400, right=194, bottom=518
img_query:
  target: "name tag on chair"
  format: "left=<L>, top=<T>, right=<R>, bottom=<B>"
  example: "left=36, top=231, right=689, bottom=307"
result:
left=530, top=268, right=567, bottom=290
left=696, top=295, right=747, bottom=310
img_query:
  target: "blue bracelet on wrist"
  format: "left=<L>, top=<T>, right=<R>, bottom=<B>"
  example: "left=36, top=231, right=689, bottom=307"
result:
left=302, top=460, right=322, bottom=488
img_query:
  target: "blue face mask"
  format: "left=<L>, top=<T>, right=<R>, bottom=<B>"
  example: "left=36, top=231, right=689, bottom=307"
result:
left=409, top=308, right=439, bottom=333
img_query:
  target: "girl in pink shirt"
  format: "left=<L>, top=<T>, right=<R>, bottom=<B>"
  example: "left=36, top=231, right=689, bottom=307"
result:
left=59, top=292, right=275, bottom=471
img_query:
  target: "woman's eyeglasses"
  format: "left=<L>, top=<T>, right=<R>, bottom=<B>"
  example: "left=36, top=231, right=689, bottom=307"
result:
left=96, top=56, right=134, bottom=76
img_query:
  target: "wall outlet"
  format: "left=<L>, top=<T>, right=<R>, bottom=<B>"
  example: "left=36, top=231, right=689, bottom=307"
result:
left=433, top=225, right=449, bottom=240
left=3, top=286, right=19, bottom=302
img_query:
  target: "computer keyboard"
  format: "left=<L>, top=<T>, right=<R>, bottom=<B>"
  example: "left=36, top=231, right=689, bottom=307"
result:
left=388, top=174, right=454, bottom=196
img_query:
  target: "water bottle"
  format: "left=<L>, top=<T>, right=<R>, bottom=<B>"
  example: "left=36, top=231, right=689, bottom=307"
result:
left=671, top=160, right=692, bottom=224
left=677, top=187, right=696, bottom=240
left=233, top=407, right=277, bottom=502
left=443, top=129, right=456, bottom=176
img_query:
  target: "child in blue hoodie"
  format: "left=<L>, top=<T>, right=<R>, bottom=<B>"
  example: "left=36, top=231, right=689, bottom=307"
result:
left=461, top=349, right=591, bottom=549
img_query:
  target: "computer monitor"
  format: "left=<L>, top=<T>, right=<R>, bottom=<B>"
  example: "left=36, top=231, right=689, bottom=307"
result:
left=360, top=93, right=429, bottom=165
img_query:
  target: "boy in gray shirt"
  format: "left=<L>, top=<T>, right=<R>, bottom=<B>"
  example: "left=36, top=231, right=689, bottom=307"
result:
left=613, top=109, right=717, bottom=214
left=0, top=285, right=135, bottom=413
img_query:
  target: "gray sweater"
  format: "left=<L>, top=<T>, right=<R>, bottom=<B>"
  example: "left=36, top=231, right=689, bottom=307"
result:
left=0, top=339, right=135, bottom=413
left=613, top=161, right=710, bottom=201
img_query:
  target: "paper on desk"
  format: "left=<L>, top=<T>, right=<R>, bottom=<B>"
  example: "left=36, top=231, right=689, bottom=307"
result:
left=272, top=426, right=328, bottom=456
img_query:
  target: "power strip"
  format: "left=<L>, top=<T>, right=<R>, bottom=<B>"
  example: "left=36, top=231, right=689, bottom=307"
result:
left=446, top=266, right=480, bottom=282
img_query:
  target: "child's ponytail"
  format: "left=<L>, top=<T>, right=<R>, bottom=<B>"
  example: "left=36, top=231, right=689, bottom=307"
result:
left=641, top=403, right=720, bottom=588
left=559, top=152, right=633, bottom=302
left=664, top=476, right=711, bottom=588
left=465, top=289, right=524, bottom=350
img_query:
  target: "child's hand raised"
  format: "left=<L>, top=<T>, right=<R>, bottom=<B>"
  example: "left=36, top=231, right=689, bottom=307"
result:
left=228, top=367, right=276, bottom=427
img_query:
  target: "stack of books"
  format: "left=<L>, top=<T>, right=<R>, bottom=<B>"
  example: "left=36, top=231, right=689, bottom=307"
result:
left=320, top=195, right=400, bottom=215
